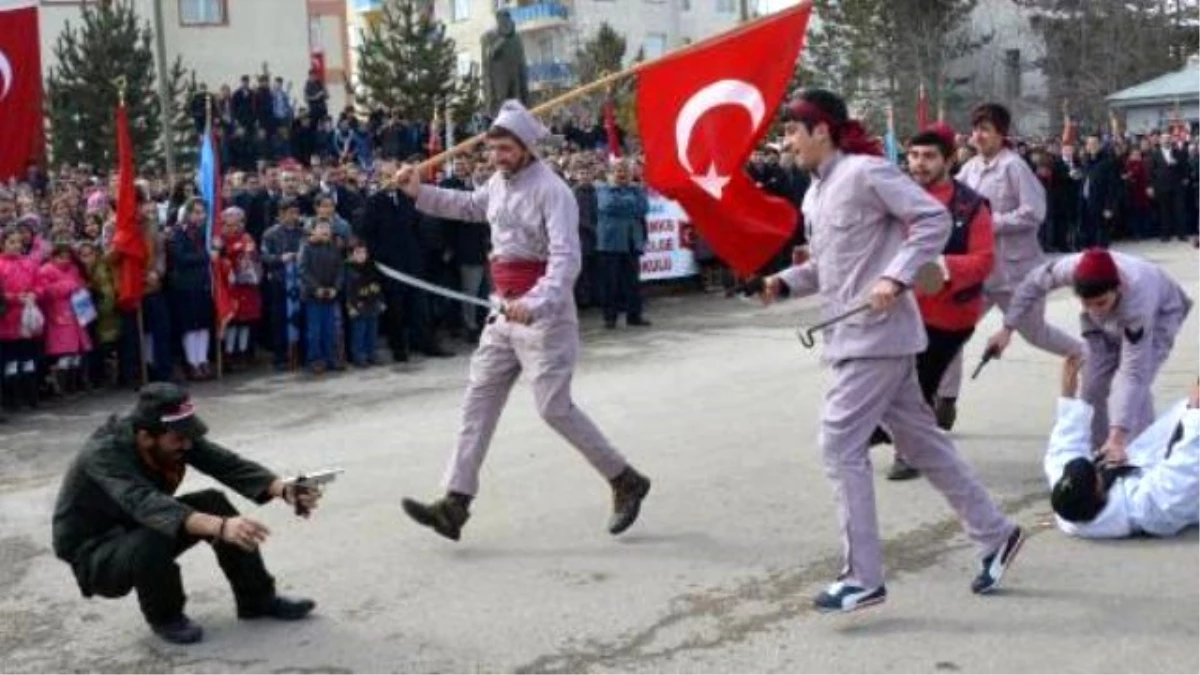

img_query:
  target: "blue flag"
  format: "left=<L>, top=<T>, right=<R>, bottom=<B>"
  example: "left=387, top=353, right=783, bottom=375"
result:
left=198, top=123, right=220, bottom=249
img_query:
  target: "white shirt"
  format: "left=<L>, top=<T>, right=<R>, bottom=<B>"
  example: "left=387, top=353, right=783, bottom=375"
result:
left=1044, top=397, right=1199, bottom=538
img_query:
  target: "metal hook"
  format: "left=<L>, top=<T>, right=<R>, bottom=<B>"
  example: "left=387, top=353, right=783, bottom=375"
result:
left=795, top=303, right=871, bottom=350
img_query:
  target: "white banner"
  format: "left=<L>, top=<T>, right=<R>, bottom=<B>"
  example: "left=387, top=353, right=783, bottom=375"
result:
left=639, top=193, right=698, bottom=281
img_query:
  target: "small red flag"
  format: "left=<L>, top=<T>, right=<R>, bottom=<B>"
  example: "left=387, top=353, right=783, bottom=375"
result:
left=636, top=2, right=811, bottom=274
left=917, top=82, right=929, bottom=130
left=603, top=98, right=622, bottom=159
left=112, top=103, right=147, bottom=312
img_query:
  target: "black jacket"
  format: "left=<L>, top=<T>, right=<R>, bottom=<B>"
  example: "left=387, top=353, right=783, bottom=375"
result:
left=52, top=416, right=276, bottom=577
left=345, top=260, right=386, bottom=318
left=359, top=189, right=424, bottom=275
left=440, top=177, right=490, bottom=265
left=1081, top=151, right=1121, bottom=213
left=1149, top=146, right=1188, bottom=195
left=298, top=239, right=344, bottom=301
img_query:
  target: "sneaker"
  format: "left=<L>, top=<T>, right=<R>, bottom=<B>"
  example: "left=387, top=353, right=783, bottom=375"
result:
left=972, top=526, right=1026, bottom=595
left=813, top=582, right=887, bottom=614
left=150, top=615, right=204, bottom=644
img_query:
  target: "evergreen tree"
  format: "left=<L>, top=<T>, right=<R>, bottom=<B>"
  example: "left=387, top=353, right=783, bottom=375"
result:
left=1015, top=0, right=1198, bottom=130
left=795, top=0, right=988, bottom=138
left=355, top=0, right=468, bottom=124
left=44, top=0, right=190, bottom=172
left=574, top=22, right=627, bottom=89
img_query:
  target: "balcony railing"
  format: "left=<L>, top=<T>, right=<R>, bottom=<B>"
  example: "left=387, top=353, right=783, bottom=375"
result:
left=509, top=2, right=569, bottom=31
left=527, top=62, right=573, bottom=87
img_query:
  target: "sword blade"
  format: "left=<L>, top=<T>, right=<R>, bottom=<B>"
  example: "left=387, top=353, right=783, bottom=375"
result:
left=374, top=261, right=500, bottom=311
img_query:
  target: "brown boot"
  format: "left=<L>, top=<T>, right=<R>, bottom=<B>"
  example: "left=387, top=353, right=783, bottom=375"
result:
left=401, top=493, right=471, bottom=541
left=608, top=467, right=651, bottom=535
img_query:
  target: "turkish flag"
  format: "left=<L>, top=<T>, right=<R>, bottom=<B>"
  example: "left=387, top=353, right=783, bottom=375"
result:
left=0, top=2, right=44, bottom=180
left=637, top=2, right=811, bottom=275
left=112, top=103, right=147, bottom=312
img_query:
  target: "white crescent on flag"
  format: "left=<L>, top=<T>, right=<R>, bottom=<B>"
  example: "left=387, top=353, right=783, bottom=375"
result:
left=673, top=79, right=766, bottom=200
left=0, top=48, right=11, bottom=100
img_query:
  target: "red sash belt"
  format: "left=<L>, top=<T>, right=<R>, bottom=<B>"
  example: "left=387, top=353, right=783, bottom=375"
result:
left=490, top=260, right=547, bottom=299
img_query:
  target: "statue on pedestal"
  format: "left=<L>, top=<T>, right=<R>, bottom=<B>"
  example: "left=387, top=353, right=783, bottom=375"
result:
left=482, top=9, right=529, bottom=114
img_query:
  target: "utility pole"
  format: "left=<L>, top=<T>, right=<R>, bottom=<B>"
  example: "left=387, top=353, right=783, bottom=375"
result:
left=152, top=0, right=177, bottom=180
left=739, top=0, right=751, bottom=22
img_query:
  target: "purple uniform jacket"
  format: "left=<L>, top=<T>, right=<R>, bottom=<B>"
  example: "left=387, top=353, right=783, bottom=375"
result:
left=415, top=160, right=581, bottom=322
left=956, top=147, right=1047, bottom=292
left=777, top=152, right=953, bottom=362
left=1006, top=251, right=1193, bottom=432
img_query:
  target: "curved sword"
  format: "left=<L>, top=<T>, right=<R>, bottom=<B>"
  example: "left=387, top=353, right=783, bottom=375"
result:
left=374, top=261, right=503, bottom=311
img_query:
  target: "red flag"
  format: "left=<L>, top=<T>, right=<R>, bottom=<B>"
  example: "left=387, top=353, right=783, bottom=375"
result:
left=603, top=98, right=622, bottom=159
left=1061, top=110, right=1077, bottom=147
left=917, top=82, right=929, bottom=130
left=636, top=3, right=811, bottom=275
left=0, top=2, right=44, bottom=180
left=112, top=103, right=146, bottom=312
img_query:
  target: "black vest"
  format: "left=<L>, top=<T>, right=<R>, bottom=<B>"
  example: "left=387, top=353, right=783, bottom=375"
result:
left=946, top=180, right=989, bottom=303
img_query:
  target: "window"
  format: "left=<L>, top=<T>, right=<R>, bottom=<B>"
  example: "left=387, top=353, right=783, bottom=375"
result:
left=457, top=52, right=473, bottom=77
left=179, top=0, right=226, bottom=26
left=1004, top=48, right=1022, bottom=99
left=451, top=0, right=470, bottom=22
left=716, top=0, right=735, bottom=12
left=644, top=32, right=667, bottom=59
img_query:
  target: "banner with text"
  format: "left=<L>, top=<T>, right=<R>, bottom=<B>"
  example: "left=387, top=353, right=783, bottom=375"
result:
left=640, top=192, right=697, bottom=281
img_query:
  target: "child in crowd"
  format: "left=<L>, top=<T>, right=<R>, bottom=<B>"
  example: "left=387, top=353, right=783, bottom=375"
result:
left=38, top=240, right=93, bottom=396
left=219, top=206, right=263, bottom=370
left=298, top=219, right=343, bottom=374
left=77, top=241, right=120, bottom=388
left=0, top=227, right=43, bottom=410
left=344, top=238, right=384, bottom=367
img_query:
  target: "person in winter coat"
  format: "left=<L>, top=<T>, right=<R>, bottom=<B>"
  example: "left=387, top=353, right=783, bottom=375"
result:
left=39, top=240, right=93, bottom=396
left=0, top=226, right=44, bottom=410
left=217, top=207, right=263, bottom=370
left=595, top=160, right=651, bottom=329
left=78, top=241, right=120, bottom=389
left=297, top=219, right=343, bottom=374
left=1123, top=149, right=1153, bottom=241
left=344, top=238, right=385, bottom=367
left=167, top=198, right=216, bottom=381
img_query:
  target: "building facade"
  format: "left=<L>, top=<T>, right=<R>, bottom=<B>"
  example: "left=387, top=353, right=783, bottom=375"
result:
left=37, top=0, right=349, bottom=113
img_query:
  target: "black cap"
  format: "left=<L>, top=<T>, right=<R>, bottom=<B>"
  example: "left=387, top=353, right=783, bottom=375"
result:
left=133, top=383, right=208, bottom=441
left=1051, top=457, right=1105, bottom=523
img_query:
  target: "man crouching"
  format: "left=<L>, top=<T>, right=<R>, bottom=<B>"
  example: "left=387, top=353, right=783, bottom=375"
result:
left=52, top=383, right=320, bottom=644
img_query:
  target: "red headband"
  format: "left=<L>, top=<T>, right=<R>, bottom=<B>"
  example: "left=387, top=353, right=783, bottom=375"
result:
left=786, top=100, right=883, bottom=157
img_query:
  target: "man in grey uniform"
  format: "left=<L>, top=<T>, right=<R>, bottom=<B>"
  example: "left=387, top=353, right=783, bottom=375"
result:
left=935, top=103, right=1083, bottom=428
left=761, top=89, right=1024, bottom=613
left=396, top=101, right=651, bottom=542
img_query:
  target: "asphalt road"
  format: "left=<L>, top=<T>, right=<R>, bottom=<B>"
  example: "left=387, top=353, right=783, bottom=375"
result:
left=1, top=241, right=1196, bottom=673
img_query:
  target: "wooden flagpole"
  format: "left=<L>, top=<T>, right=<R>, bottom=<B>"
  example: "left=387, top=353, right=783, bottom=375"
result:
left=415, top=0, right=815, bottom=173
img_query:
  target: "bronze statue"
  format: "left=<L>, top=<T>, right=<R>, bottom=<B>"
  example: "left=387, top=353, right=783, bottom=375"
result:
left=482, top=9, right=529, bottom=114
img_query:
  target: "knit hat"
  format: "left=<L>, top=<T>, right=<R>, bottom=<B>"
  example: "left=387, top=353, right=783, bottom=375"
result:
left=491, top=100, right=550, bottom=154
left=1074, top=249, right=1119, bottom=287
left=924, top=123, right=957, bottom=154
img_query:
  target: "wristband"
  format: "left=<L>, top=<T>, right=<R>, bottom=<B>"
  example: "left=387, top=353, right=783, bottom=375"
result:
left=216, top=517, right=227, bottom=543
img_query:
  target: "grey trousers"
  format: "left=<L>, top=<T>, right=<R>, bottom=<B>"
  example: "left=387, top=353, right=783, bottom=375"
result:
left=822, top=357, right=1015, bottom=589
left=1080, top=329, right=1173, bottom=447
left=443, top=311, right=629, bottom=496
left=939, top=290, right=1083, bottom=399
left=460, top=265, right=488, bottom=332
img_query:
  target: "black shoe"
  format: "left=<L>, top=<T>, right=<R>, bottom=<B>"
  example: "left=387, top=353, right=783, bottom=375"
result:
left=608, top=467, right=651, bottom=535
left=886, top=456, right=920, bottom=481
left=972, top=526, right=1026, bottom=595
left=934, top=397, right=957, bottom=431
left=150, top=615, right=204, bottom=644
left=238, top=594, right=317, bottom=620
left=627, top=317, right=652, bottom=327
left=20, top=373, right=38, bottom=409
left=402, top=494, right=470, bottom=541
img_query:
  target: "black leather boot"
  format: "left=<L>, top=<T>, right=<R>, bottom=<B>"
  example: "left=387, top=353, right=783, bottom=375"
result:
left=934, top=397, right=957, bottom=431
left=237, top=594, right=317, bottom=620
left=401, top=492, right=471, bottom=541
left=608, top=467, right=651, bottom=535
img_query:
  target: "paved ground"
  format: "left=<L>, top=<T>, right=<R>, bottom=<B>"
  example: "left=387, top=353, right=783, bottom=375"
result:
left=1, top=241, right=1196, bottom=674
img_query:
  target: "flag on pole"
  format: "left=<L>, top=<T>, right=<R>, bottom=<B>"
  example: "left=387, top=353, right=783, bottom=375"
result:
left=917, top=82, right=929, bottom=130
left=199, top=120, right=235, bottom=337
left=112, top=99, right=146, bottom=312
left=1061, top=103, right=1077, bottom=147
left=884, top=103, right=899, bottom=164
left=0, top=1, right=44, bottom=180
left=636, top=2, right=812, bottom=275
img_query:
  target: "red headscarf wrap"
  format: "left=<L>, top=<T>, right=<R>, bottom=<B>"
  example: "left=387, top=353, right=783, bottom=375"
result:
left=786, top=99, right=883, bottom=157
